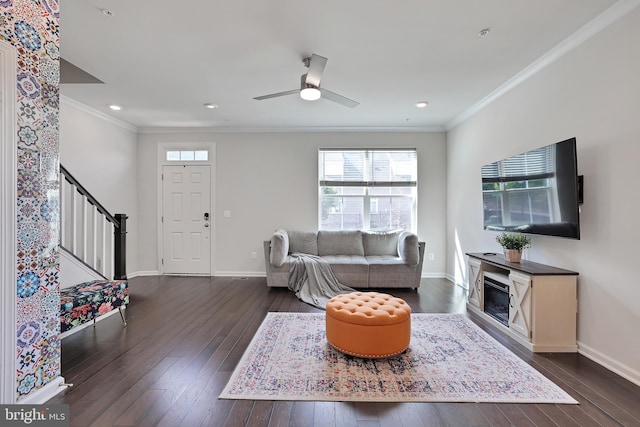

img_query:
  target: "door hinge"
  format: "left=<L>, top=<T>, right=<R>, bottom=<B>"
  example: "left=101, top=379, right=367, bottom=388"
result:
left=161, top=173, right=164, bottom=180
left=529, top=330, right=533, bottom=339
left=161, top=258, right=164, bottom=265
left=161, top=216, right=163, bottom=223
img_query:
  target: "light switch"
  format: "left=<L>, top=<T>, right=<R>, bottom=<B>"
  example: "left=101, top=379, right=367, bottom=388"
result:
left=223, top=210, right=231, bottom=218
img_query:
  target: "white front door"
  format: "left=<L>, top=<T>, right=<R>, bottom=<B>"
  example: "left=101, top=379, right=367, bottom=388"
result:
left=162, top=165, right=211, bottom=274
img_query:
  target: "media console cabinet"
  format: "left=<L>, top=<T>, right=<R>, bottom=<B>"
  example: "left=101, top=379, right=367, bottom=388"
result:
left=466, top=252, right=578, bottom=353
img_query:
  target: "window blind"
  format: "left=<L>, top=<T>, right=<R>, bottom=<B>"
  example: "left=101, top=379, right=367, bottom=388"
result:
left=482, top=145, right=554, bottom=182
left=319, top=149, right=417, bottom=187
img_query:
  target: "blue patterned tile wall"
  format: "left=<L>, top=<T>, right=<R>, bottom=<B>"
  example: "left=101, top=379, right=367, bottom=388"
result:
left=1, top=0, right=61, bottom=400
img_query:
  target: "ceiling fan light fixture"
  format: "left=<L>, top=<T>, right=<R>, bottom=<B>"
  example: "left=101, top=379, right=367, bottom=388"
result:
left=300, top=87, right=321, bottom=101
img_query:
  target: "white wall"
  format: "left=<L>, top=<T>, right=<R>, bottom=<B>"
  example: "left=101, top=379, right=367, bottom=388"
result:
left=137, top=131, right=447, bottom=277
left=447, top=8, right=640, bottom=384
left=59, top=250, right=103, bottom=288
left=59, top=99, right=139, bottom=274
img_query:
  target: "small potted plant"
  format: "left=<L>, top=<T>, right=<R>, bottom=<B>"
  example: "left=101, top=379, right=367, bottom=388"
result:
left=496, top=232, right=531, bottom=262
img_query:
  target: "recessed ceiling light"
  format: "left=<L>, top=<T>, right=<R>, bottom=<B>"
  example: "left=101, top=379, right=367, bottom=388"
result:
left=478, top=28, right=490, bottom=37
left=415, top=101, right=429, bottom=108
left=204, top=103, right=218, bottom=109
left=109, top=105, right=121, bottom=111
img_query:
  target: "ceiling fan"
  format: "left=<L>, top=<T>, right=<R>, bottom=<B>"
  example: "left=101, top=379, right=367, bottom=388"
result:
left=253, top=54, right=359, bottom=108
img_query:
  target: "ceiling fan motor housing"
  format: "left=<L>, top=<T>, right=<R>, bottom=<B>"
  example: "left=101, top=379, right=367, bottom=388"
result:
left=300, top=74, right=318, bottom=89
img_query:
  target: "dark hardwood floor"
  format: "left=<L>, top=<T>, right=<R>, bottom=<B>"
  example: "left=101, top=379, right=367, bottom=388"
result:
left=49, top=276, right=640, bottom=426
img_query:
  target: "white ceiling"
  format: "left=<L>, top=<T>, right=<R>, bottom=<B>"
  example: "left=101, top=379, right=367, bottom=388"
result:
left=59, top=0, right=621, bottom=131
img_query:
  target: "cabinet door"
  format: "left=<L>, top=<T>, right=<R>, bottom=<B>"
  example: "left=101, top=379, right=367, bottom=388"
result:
left=468, top=258, right=483, bottom=310
left=508, top=272, right=532, bottom=339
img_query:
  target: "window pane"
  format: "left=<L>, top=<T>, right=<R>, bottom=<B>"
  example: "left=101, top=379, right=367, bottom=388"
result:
left=322, top=186, right=366, bottom=196
left=167, top=151, right=180, bottom=161
left=369, top=186, right=413, bottom=196
left=507, top=189, right=552, bottom=225
left=371, top=150, right=417, bottom=182
left=483, top=193, right=503, bottom=227
left=194, top=150, right=208, bottom=161
left=369, top=197, right=413, bottom=231
left=320, top=196, right=363, bottom=230
left=180, top=151, right=195, bottom=161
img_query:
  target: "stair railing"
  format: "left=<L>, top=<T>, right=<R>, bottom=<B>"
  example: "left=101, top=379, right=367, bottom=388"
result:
left=59, top=164, right=127, bottom=280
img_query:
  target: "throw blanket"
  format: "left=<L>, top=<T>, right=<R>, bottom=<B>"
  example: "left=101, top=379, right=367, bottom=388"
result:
left=288, top=253, right=355, bottom=309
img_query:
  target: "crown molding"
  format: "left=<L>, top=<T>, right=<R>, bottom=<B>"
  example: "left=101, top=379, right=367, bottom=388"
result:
left=446, top=0, right=640, bottom=131
left=60, top=96, right=139, bottom=133
left=137, top=125, right=445, bottom=134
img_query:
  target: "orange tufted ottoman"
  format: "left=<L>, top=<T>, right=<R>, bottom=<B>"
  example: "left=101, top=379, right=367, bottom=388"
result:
left=326, top=292, right=411, bottom=358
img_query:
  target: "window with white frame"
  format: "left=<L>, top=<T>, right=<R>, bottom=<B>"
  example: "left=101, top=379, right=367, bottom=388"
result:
left=318, top=149, right=417, bottom=232
left=166, top=149, right=209, bottom=161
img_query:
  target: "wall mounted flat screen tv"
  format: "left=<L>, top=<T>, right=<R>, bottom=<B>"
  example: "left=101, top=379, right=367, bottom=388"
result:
left=482, top=137, right=581, bottom=239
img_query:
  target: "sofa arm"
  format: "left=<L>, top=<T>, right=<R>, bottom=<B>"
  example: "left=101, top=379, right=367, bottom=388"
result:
left=269, top=229, right=289, bottom=267
left=398, top=231, right=420, bottom=265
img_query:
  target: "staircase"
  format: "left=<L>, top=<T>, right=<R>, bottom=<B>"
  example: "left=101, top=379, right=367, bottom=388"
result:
left=59, top=165, right=127, bottom=284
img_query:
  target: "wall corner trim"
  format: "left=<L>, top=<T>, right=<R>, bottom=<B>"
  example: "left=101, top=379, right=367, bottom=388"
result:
left=0, top=40, right=17, bottom=404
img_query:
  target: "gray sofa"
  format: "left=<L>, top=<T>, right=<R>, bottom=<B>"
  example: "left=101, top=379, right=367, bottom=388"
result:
left=263, top=229, right=425, bottom=289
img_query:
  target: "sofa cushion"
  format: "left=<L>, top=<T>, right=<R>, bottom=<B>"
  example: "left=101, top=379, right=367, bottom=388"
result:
left=363, top=230, right=402, bottom=256
left=288, top=230, right=319, bottom=255
left=270, top=229, right=289, bottom=267
left=367, top=256, right=420, bottom=288
left=321, top=255, right=369, bottom=288
left=398, top=231, right=420, bottom=265
left=317, top=230, right=364, bottom=256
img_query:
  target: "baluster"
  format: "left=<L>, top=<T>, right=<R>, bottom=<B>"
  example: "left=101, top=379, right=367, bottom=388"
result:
left=100, top=213, right=107, bottom=277
left=91, top=204, right=97, bottom=271
left=71, top=188, right=78, bottom=253
left=60, top=173, right=67, bottom=248
left=81, top=194, right=88, bottom=262
left=109, top=221, right=115, bottom=280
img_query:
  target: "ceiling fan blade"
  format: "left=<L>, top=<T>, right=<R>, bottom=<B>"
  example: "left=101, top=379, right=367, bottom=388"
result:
left=319, top=88, right=359, bottom=108
left=253, top=89, right=299, bottom=100
left=305, top=54, right=327, bottom=87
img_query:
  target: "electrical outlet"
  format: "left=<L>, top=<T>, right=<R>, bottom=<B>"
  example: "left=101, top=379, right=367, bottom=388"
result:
left=428, top=253, right=435, bottom=261
left=251, top=251, right=257, bottom=260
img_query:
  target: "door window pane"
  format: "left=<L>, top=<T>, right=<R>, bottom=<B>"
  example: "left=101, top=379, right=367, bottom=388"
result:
left=166, top=150, right=209, bottom=162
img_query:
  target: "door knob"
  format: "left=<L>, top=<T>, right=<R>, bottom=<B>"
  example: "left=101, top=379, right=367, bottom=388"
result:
left=204, top=223, right=209, bottom=228
left=204, top=212, right=210, bottom=220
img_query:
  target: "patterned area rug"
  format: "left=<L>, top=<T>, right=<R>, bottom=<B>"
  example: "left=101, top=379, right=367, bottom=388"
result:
left=219, top=313, right=578, bottom=403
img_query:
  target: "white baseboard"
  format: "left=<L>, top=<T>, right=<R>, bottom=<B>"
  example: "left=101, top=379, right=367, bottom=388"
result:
left=421, top=272, right=447, bottom=279
left=578, top=341, right=640, bottom=387
left=17, top=376, right=69, bottom=404
left=126, top=270, right=159, bottom=278
left=214, top=271, right=266, bottom=278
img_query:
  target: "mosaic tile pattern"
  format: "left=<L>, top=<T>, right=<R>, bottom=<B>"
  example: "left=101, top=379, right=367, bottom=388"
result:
left=2, top=0, right=61, bottom=400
